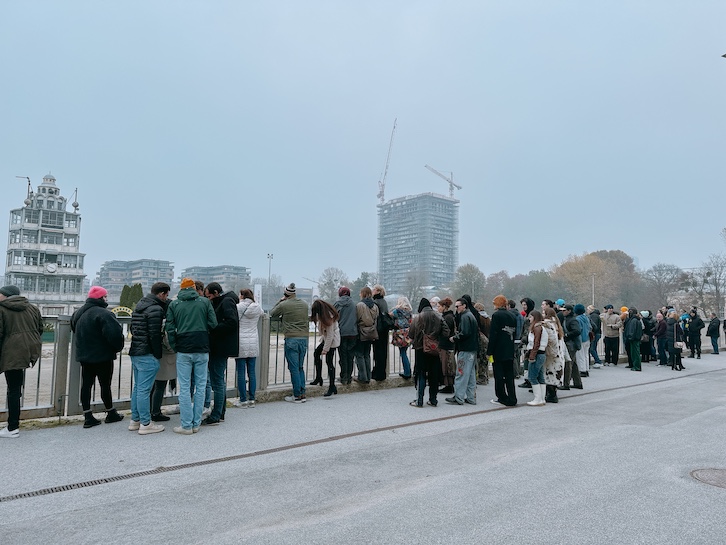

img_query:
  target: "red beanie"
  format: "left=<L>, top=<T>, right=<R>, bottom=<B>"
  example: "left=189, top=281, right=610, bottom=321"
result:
left=88, top=286, right=108, bottom=299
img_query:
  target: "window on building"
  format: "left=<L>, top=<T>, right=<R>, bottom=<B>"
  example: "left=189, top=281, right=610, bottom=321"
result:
left=21, top=231, right=38, bottom=244
left=13, top=253, right=22, bottom=265
left=63, top=235, right=77, bottom=247
left=41, top=233, right=62, bottom=245
left=11, top=211, right=22, bottom=225
left=41, top=211, right=64, bottom=229
left=64, top=215, right=78, bottom=229
left=47, top=200, right=55, bottom=210
left=24, top=209, right=39, bottom=224
left=9, top=232, right=21, bottom=244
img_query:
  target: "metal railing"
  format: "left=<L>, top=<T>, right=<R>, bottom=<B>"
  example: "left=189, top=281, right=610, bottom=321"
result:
left=0, top=314, right=410, bottom=423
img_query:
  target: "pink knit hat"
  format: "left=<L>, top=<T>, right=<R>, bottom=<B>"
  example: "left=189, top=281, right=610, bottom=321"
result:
left=88, top=286, right=108, bottom=299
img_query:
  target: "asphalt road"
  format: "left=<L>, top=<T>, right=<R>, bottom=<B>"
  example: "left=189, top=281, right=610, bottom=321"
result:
left=2, top=356, right=725, bottom=545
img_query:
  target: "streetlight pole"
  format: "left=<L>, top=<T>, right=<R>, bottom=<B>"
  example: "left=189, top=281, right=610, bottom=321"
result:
left=592, top=274, right=596, bottom=307
left=267, top=253, right=273, bottom=286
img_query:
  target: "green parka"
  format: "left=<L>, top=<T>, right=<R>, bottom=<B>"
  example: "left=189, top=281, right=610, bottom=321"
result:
left=0, top=296, right=44, bottom=373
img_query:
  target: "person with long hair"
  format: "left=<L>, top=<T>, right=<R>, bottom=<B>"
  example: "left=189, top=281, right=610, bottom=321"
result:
left=437, top=298, right=456, bottom=392
left=524, top=310, right=547, bottom=406
left=310, top=299, right=341, bottom=397
left=543, top=307, right=565, bottom=403
left=391, top=296, right=413, bottom=379
left=234, top=288, right=263, bottom=407
left=666, top=310, right=685, bottom=371
left=408, top=298, right=450, bottom=407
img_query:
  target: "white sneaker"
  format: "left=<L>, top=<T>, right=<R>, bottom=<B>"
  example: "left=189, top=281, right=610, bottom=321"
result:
left=592, top=363, right=602, bottom=369
left=138, top=423, right=164, bottom=435
left=202, top=407, right=212, bottom=418
left=247, top=400, right=255, bottom=408
left=173, top=426, right=193, bottom=435
left=232, top=400, right=248, bottom=408
left=128, top=420, right=140, bottom=431
left=0, top=427, right=19, bottom=438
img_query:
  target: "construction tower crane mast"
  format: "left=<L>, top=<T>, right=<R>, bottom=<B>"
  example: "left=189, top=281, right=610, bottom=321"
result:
left=424, top=164, right=462, bottom=198
left=376, top=119, right=397, bottom=205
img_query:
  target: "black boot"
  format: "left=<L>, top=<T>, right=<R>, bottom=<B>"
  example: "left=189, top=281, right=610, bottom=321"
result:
left=83, top=411, right=102, bottom=428
left=104, top=408, right=124, bottom=423
left=544, top=385, right=558, bottom=403
left=518, top=379, right=532, bottom=389
left=310, top=361, right=323, bottom=385
left=324, top=385, right=337, bottom=397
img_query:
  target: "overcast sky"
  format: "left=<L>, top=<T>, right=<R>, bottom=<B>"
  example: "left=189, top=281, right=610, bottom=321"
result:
left=2, top=1, right=725, bottom=290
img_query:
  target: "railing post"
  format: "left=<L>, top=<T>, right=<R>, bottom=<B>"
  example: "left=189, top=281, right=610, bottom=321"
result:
left=258, top=314, right=270, bottom=391
left=54, top=316, right=72, bottom=417
left=66, top=325, right=82, bottom=416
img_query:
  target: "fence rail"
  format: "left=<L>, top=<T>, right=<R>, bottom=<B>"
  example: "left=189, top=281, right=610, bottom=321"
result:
left=1, top=314, right=410, bottom=423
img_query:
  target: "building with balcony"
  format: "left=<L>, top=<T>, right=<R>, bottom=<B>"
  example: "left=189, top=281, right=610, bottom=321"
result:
left=180, top=265, right=251, bottom=293
left=377, top=192, right=459, bottom=295
left=4, top=174, right=86, bottom=316
left=95, top=259, right=174, bottom=302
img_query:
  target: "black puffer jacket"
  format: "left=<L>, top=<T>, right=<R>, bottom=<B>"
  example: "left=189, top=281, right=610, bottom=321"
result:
left=71, top=298, right=124, bottom=364
left=210, top=291, right=240, bottom=357
left=129, top=295, right=168, bottom=359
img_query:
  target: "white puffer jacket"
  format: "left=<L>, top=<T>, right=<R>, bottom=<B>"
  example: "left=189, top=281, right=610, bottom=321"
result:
left=237, top=299, right=263, bottom=358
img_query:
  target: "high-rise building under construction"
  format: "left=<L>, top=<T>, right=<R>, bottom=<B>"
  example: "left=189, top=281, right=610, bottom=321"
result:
left=377, top=192, right=459, bottom=295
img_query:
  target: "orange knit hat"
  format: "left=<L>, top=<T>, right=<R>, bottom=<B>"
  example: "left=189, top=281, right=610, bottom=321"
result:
left=180, top=278, right=195, bottom=289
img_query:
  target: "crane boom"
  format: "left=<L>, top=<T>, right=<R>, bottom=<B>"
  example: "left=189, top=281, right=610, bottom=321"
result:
left=424, top=164, right=462, bottom=198
left=377, top=119, right=397, bottom=204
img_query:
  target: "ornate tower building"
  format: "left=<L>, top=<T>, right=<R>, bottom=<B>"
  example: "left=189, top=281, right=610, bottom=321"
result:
left=5, top=174, right=86, bottom=315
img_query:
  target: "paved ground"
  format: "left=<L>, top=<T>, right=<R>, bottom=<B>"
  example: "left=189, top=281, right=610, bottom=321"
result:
left=2, top=354, right=725, bottom=545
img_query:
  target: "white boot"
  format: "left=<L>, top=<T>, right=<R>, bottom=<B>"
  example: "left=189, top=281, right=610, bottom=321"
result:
left=527, top=384, right=545, bottom=406
left=539, top=384, right=547, bottom=405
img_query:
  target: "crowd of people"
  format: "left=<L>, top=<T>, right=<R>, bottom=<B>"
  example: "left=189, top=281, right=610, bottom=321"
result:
left=1, top=279, right=723, bottom=438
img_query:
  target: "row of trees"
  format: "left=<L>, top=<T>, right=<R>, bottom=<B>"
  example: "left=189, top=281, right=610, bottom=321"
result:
left=311, top=249, right=726, bottom=316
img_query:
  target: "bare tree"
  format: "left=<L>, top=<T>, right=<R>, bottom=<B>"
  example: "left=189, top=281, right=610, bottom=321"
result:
left=403, top=269, right=427, bottom=305
left=450, top=264, right=486, bottom=302
left=641, top=263, right=684, bottom=306
left=317, top=267, right=350, bottom=302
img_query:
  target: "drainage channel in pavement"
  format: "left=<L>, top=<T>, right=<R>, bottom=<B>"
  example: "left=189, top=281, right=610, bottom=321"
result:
left=1, top=368, right=723, bottom=504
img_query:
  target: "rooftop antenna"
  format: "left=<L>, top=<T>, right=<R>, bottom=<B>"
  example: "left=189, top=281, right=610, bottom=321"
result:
left=376, top=119, right=397, bottom=205
left=71, top=188, right=79, bottom=211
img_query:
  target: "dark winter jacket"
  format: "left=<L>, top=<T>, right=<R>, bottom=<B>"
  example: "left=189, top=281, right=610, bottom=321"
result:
left=408, top=306, right=450, bottom=351
left=334, top=295, right=358, bottom=337
left=624, top=315, right=643, bottom=343
left=451, top=308, right=479, bottom=353
left=653, top=319, right=667, bottom=339
left=666, top=317, right=683, bottom=344
left=166, top=288, right=218, bottom=353
left=689, top=314, right=704, bottom=338
left=439, top=310, right=456, bottom=350
left=373, top=294, right=390, bottom=335
left=707, top=317, right=721, bottom=338
left=487, top=307, right=516, bottom=361
left=562, top=313, right=582, bottom=352
left=71, top=298, right=125, bottom=364
left=0, top=295, right=43, bottom=373
left=210, top=291, right=240, bottom=357
left=129, top=294, right=168, bottom=359
left=589, top=310, right=602, bottom=335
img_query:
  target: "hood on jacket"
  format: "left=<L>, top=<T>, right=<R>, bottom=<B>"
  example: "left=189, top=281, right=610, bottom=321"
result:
left=177, top=287, right=200, bottom=301
left=418, top=298, right=431, bottom=313
left=135, top=295, right=167, bottom=314
left=360, top=297, right=375, bottom=308
left=211, top=290, right=240, bottom=309
left=0, top=295, right=32, bottom=312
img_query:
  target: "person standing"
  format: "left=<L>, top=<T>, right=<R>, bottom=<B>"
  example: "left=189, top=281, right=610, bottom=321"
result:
left=653, top=312, right=669, bottom=365
left=391, top=296, right=413, bottom=379
left=310, top=299, right=340, bottom=397
left=0, top=285, right=43, bottom=438
left=354, top=286, right=379, bottom=384
left=687, top=308, right=704, bottom=359
left=234, top=288, right=263, bottom=407
left=270, top=283, right=310, bottom=403
left=587, top=305, right=603, bottom=368
left=524, top=310, right=547, bottom=406
left=574, top=304, right=592, bottom=377
left=601, top=304, right=622, bottom=366
left=437, top=298, right=456, bottom=391
left=445, top=297, right=477, bottom=406
left=707, top=312, right=720, bottom=355
left=203, top=282, right=239, bottom=425
left=560, top=304, right=583, bottom=390
left=371, top=284, right=390, bottom=381
left=71, top=286, right=126, bottom=428
left=166, top=278, right=218, bottom=434
left=409, top=298, right=449, bottom=407
left=624, top=308, right=644, bottom=372
left=488, top=295, right=518, bottom=407
left=334, top=287, right=357, bottom=385
left=128, top=282, right=170, bottom=435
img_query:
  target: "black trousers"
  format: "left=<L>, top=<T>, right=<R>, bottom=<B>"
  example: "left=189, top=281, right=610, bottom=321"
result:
left=493, top=358, right=517, bottom=406
left=4, top=369, right=24, bottom=431
left=313, top=341, right=337, bottom=386
left=80, top=361, right=114, bottom=411
left=372, top=334, right=389, bottom=380
left=604, top=337, right=619, bottom=364
left=338, top=336, right=357, bottom=383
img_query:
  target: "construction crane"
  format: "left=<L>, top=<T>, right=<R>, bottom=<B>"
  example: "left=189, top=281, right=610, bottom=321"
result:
left=376, top=119, right=397, bottom=205
left=424, top=164, right=462, bottom=198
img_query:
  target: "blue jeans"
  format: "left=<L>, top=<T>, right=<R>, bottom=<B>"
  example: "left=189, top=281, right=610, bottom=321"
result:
left=399, top=346, right=411, bottom=377
left=176, top=352, right=209, bottom=430
left=527, top=353, right=546, bottom=385
left=453, top=350, right=477, bottom=404
left=208, top=355, right=228, bottom=421
left=285, top=337, right=308, bottom=397
left=235, top=357, right=256, bottom=401
left=711, top=336, right=719, bottom=354
left=130, top=355, right=160, bottom=425
left=589, top=334, right=602, bottom=364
